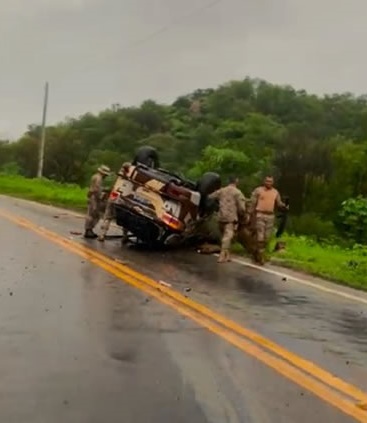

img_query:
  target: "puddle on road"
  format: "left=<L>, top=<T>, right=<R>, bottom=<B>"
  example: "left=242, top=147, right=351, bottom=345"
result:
left=332, top=309, right=367, bottom=350
left=234, top=275, right=310, bottom=308
left=92, top=240, right=367, bottom=366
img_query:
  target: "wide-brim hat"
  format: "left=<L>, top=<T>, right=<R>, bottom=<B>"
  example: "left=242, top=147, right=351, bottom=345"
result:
left=98, top=165, right=111, bottom=176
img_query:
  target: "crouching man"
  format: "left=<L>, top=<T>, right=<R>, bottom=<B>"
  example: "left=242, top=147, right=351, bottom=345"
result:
left=98, top=162, right=131, bottom=243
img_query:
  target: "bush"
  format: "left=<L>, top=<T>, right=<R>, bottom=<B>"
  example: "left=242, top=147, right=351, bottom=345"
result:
left=287, top=213, right=338, bottom=241
left=338, top=196, right=367, bottom=244
left=0, top=162, right=21, bottom=175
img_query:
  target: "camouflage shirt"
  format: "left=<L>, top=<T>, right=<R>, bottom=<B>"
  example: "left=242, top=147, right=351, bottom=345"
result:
left=88, top=173, right=103, bottom=198
left=209, top=184, right=247, bottom=223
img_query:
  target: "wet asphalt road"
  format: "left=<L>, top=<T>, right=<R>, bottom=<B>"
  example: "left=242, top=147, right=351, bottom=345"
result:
left=0, top=195, right=367, bottom=423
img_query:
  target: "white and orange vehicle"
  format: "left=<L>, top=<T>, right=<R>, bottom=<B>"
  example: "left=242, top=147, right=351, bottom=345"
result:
left=109, top=146, right=221, bottom=246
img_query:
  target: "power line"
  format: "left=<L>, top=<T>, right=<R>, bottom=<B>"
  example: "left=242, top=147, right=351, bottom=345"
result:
left=127, top=0, right=223, bottom=50
left=69, top=0, right=224, bottom=75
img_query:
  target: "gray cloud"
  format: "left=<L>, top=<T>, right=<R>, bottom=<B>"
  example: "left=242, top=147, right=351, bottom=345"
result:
left=1, top=0, right=366, bottom=139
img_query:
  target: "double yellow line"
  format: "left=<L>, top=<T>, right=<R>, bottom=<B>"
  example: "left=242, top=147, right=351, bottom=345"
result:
left=1, top=208, right=367, bottom=422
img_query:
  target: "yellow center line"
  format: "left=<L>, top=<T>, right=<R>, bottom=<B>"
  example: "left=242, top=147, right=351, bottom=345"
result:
left=1, top=209, right=367, bottom=422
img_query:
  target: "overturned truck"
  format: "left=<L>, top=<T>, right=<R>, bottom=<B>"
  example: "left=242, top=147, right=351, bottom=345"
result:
left=108, top=146, right=222, bottom=247
left=107, top=146, right=289, bottom=253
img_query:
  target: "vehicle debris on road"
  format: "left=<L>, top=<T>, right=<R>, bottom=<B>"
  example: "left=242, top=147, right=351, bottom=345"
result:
left=158, top=280, right=172, bottom=288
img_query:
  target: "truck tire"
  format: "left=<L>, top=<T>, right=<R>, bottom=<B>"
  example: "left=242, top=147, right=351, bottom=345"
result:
left=196, top=172, right=221, bottom=216
left=133, top=146, right=160, bottom=169
left=196, top=172, right=221, bottom=196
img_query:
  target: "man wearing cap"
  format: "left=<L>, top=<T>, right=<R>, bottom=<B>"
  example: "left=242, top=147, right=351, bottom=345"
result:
left=208, top=176, right=247, bottom=263
left=98, top=162, right=131, bottom=242
left=84, top=165, right=111, bottom=239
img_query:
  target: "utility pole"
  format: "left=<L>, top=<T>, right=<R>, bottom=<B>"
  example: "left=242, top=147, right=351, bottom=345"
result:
left=37, top=81, right=49, bottom=178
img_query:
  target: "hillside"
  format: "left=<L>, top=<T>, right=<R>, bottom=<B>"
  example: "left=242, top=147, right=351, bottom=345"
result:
left=1, top=76, right=367, bottom=242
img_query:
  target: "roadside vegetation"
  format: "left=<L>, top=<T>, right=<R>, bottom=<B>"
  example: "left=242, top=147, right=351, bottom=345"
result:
left=1, top=174, right=366, bottom=291
left=0, top=174, right=86, bottom=210
left=270, top=237, right=367, bottom=290
left=1, top=76, right=367, bottom=290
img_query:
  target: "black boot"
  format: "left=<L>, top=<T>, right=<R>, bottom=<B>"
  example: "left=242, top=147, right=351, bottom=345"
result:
left=84, top=229, right=98, bottom=239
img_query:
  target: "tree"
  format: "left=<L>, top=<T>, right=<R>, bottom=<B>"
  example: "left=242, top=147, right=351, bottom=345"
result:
left=4, top=75, right=367, bottom=241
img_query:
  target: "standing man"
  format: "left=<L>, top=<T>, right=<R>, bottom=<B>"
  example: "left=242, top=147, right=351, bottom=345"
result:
left=84, top=165, right=111, bottom=239
left=98, top=162, right=131, bottom=242
left=209, top=176, right=247, bottom=263
left=249, top=175, right=288, bottom=264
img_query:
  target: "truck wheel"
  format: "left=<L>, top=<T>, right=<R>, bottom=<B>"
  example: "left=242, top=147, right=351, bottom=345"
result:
left=196, top=172, right=221, bottom=215
left=132, top=146, right=160, bottom=169
left=196, top=172, right=221, bottom=197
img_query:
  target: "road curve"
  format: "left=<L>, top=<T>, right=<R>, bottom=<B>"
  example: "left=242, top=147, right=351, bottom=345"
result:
left=0, top=195, right=366, bottom=423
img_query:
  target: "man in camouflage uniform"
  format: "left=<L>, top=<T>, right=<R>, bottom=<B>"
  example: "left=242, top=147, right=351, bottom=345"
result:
left=84, top=165, right=111, bottom=239
left=98, top=162, right=131, bottom=242
left=236, top=198, right=257, bottom=258
left=208, top=176, right=247, bottom=263
left=248, top=176, right=288, bottom=265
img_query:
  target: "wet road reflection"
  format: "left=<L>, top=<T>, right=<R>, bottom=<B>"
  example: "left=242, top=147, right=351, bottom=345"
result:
left=1, top=196, right=367, bottom=422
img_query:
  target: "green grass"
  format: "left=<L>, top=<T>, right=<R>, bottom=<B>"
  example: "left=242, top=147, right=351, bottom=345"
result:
left=234, top=235, right=367, bottom=291
left=1, top=175, right=366, bottom=291
left=0, top=174, right=86, bottom=210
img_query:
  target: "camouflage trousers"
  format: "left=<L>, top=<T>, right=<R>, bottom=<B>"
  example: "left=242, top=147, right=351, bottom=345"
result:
left=255, top=213, right=275, bottom=253
left=99, top=200, right=128, bottom=238
left=85, top=196, right=101, bottom=231
left=219, top=222, right=237, bottom=251
left=99, top=200, right=115, bottom=237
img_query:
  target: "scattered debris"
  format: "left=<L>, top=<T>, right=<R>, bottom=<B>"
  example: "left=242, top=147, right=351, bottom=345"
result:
left=114, top=258, right=127, bottom=265
left=185, top=287, right=192, bottom=293
left=274, top=241, right=286, bottom=252
left=197, top=243, right=221, bottom=255
left=53, top=215, right=60, bottom=219
left=70, top=231, right=82, bottom=236
left=9, top=292, right=13, bottom=296
left=158, top=280, right=172, bottom=288
left=282, top=277, right=287, bottom=282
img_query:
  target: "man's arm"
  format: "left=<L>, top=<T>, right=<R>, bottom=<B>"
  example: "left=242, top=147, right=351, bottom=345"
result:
left=247, top=187, right=260, bottom=215
left=275, top=190, right=287, bottom=210
left=89, top=175, right=102, bottom=197
left=235, top=190, right=247, bottom=216
left=208, top=188, right=222, bottom=200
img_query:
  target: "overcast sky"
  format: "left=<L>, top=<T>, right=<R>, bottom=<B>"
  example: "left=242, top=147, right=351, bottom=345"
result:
left=1, top=0, right=366, bottom=139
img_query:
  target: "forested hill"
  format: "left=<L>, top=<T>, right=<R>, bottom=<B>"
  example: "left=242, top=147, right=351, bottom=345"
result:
left=1, top=76, right=367, bottom=238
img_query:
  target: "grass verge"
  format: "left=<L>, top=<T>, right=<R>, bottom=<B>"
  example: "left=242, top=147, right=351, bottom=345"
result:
left=1, top=175, right=366, bottom=291
left=0, top=174, right=86, bottom=210
left=233, top=235, right=367, bottom=291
